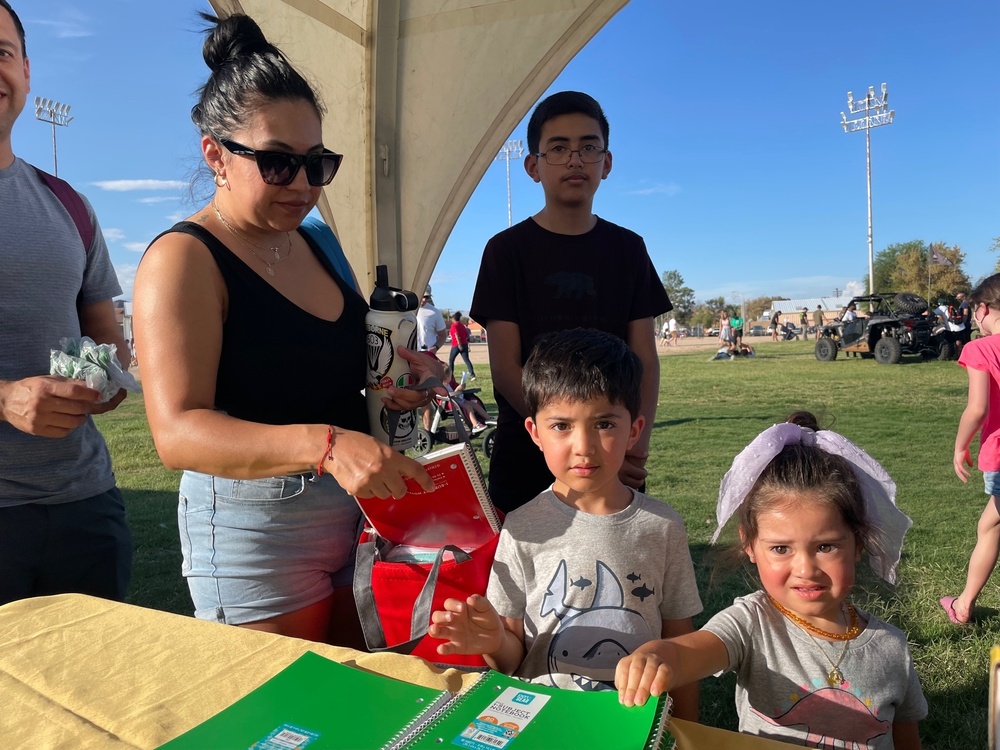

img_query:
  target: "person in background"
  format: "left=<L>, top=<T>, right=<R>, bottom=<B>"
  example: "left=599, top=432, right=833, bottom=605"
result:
left=429, top=329, right=701, bottom=720
left=416, top=286, right=447, bottom=356
left=955, top=291, right=972, bottom=350
left=668, top=316, right=679, bottom=347
left=770, top=310, right=781, bottom=342
left=730, top=310, right=743, bottom=348
left=945, top=275, right=1000, bottom=625
left=416, top=286, right=448, bottom=429
left=0, top=0, right=133, bottom=607
left=813, top=305, right=824, bottom=338
left=469, top=91, right=669, bottom=514
left=842, top=302, right=858, bottom=323
left=448, top=311, right=476, bottom=381
left=800, top=307, right=809, bottom=339
left=133, top=13, right=441, bottom=644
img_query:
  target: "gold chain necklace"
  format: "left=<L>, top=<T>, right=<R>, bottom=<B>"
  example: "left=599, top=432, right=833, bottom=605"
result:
left=766, top=593, right=860, bottom=641
left=801, top=617, right=851, bottom=687
left=212, top=201, right=291, bottom=277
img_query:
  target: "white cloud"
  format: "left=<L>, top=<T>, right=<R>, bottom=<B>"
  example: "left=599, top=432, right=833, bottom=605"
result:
left=30, top=16, right=92, bottom=39
left=91, top=180, right=187, bottom=192
left=844, top=280, right=865, bottom=297
left=167, top=211, right=186, bottom=223
left=114, top=263, right=138, bottom=299
left=103, top=228, right=125, bottom=242
left=123, top=242, right=149, bottom=253
left=138, top=196, right=182, bottom=204
left=625, top=182, right=681, bottom=197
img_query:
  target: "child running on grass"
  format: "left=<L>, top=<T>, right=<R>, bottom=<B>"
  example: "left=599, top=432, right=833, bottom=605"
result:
left=616, top=412, right=927, bottom=749
left=945, top=273, right=1000, bottom=625
left=428, top=328, right=703, bottom=720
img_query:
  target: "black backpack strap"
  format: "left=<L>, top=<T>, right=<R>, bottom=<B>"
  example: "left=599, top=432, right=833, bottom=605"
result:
left=34, top=166, right=95, bottom=253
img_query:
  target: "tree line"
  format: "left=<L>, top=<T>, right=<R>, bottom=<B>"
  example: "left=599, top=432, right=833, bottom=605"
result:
left=661, top=237, right=998, bottom=328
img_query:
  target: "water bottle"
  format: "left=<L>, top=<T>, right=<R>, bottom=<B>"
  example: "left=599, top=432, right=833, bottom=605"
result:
left=365, top=265, right=419, bottom=450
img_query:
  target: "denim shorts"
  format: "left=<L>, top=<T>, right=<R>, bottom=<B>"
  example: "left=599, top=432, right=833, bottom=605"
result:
left=178, top=470, right=361, bottom=625
left=985, top=471, right=999, bottom=496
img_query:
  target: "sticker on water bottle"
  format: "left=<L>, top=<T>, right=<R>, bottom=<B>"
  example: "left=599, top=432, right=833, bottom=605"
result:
left=366, top=325, right=394, bottom=385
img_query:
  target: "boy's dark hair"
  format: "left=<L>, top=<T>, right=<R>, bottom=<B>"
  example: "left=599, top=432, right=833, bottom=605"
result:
left=191, top=13, right=324, bottom=140
left=970, top=273, right=1000, bottom=309
left=0, top=1, right=25, bottom=57
left=522, top=328, right=641, bottom=419
left=526, top=91, right=610, bottom=155
left=452, top=311, right=462, bottom=321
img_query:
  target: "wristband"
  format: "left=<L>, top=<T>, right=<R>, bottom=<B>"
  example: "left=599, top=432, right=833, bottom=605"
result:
left=315, top=426, right=334, bottom=476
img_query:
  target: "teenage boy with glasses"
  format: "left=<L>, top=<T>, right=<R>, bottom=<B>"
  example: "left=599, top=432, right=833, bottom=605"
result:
left=470, top=91, right=671, bottom=514
left=0, top=0, right=133, bottom=606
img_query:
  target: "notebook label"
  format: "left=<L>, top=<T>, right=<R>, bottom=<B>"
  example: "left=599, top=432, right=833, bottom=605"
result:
left=251, top=723, right=320, bottom=749
left=452, top=688, right=550, bottom=749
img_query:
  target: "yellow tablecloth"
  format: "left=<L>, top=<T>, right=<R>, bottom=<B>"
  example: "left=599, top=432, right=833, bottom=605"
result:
left=0, top=594, right=791, bottom=748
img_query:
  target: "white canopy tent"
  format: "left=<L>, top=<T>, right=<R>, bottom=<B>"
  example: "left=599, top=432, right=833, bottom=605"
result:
left=209, top=0, right=630, bottom=294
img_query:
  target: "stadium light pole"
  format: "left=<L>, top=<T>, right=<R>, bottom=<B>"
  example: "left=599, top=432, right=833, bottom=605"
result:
left=841, top=83, right=894, bottom=295
left=494, top=139, right=524, bottom=227
left=34, top=97, right=74, bottom=176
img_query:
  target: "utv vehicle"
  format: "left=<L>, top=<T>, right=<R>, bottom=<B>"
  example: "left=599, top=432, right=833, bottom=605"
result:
left=814, top=292, right=955, bottom=364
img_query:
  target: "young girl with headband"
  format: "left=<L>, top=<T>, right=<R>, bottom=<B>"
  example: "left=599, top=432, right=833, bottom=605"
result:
left=616, top=413, right=927, bottom=749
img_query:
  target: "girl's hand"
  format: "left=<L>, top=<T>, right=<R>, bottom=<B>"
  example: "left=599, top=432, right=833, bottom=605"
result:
left=954, top=447, right=972, bottom=483
left=428, top=595, right=504, bottom=656
left=323, top=429, right=433, bottom=497
left=616, top=643, right=674, bottom=707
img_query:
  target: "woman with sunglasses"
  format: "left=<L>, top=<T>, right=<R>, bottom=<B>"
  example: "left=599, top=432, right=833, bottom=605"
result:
left=133, top=13, right=441, bottom=644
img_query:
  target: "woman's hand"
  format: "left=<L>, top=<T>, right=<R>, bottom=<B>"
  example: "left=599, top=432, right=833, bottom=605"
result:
left=323, top=428, right=433, bottom=497
left=383, top=346, right=449, bottom=411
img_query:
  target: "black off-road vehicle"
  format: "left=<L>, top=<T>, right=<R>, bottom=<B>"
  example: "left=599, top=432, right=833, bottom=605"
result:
left=814, top=292, right=955, bottom=364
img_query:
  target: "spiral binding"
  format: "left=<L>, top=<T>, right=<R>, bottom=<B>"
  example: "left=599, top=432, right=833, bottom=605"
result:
left=380, top=682, right=466, bottom=750
left=644, top=694, right=676, bottom=750
left=453, top=442, right=502, bottom=533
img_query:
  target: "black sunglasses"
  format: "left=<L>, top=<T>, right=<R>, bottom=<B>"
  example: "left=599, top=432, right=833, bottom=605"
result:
left=217, top=137, right=343, bottom=187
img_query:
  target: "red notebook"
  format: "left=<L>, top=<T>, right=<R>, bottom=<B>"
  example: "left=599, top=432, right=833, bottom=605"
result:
left=354, top=442, right=501, bottom=549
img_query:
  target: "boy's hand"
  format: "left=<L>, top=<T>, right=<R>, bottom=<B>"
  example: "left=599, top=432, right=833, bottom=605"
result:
left=954, top=447, right=972, bottom=483
left=429, top=594, right=504, bottom=656
left=616, top=643, right=674, bottom=707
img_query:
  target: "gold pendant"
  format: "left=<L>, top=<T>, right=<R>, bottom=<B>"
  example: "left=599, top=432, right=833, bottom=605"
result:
left=827, top=667, right=844, bottom=686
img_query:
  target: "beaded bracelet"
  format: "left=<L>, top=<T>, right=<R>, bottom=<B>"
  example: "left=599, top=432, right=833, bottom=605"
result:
left=315, top=425, right=334, bottom=476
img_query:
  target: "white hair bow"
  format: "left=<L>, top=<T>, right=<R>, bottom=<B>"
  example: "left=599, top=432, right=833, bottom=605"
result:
left=714, top=422, right=912, bottom=584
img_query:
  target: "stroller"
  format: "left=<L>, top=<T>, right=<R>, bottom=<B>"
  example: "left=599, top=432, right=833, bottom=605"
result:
left=779, top=321, right=799, bottom=341
left=410, top=385, right=497, bottom=458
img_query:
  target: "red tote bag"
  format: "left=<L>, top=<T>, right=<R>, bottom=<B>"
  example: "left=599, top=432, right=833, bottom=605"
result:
left=353, top=528, right=500, bottom=667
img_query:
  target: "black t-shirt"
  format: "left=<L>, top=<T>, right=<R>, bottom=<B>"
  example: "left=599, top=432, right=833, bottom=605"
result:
left=469, top=216, right=671, bottom=511
left=164, top=222, right=368, bottom=432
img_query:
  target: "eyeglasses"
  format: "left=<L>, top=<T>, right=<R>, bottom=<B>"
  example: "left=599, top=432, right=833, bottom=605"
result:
left=534, top=144, right=607, bottom=166
left=217, top=137, right=343, bottom=186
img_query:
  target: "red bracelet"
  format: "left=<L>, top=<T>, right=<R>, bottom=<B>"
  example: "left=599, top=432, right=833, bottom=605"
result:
left=315, top=426, right=334, bottom=476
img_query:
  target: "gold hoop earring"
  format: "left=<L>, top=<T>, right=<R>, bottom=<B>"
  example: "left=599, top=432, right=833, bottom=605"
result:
left=214, top=171, right=228, bottom=188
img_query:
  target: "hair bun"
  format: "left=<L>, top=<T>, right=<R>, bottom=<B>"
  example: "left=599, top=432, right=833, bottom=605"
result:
left=200, top=12, right=276, bottom=74
left=786, top=410, right=820, bottom=431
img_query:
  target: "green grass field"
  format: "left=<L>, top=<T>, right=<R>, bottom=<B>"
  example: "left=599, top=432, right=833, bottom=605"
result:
left=97, top=337, right=995, bottom=747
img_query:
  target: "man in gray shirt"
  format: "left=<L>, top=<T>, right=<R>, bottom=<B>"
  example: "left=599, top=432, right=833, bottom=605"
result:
left=0, top=0, right=132, bottom=605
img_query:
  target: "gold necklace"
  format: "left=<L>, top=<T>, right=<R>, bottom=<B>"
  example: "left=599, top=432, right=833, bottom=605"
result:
left=212, top=201, right=291, bottom=277
left=766, top=593, right=860, bottom=641
left=801, top=618, right=851, bottom=687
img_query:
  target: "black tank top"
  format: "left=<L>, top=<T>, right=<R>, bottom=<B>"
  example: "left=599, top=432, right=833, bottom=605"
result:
left=160, top=222, right=368, bottom=432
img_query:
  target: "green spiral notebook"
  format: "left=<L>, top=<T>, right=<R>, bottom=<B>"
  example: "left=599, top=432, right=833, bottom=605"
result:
left=158, top=651, right=674, bottom=750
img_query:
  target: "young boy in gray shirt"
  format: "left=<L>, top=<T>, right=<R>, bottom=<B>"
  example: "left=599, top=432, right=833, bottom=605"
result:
left=428, top=328, right=702, bottom=721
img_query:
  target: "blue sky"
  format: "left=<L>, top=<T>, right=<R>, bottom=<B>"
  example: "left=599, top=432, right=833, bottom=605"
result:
left=12, top=1, right=999, bottom=313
